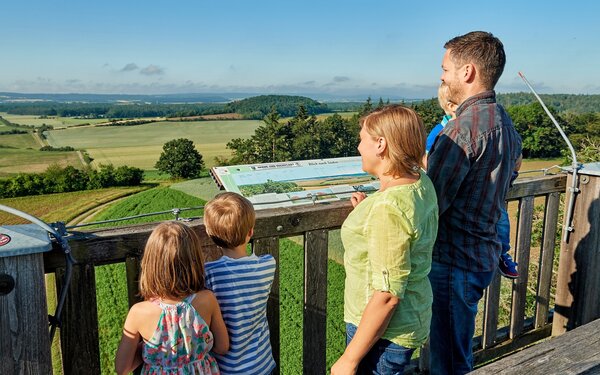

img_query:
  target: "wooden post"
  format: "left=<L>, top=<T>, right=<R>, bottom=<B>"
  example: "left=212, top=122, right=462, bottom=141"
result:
left=554, top=163, right=600, bottom=335
left=303, top=229, right=328, bottom=375
left=0, top=224, right=52, bottom=374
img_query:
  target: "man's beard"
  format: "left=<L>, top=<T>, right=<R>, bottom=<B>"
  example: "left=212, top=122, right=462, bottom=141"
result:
left=442, top=81, right=464, bottom=106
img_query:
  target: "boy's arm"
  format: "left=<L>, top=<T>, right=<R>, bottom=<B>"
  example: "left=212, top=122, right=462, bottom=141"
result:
left=208, top=291, right=230, bottom=355
left=115, top=306, right=143, bottom=375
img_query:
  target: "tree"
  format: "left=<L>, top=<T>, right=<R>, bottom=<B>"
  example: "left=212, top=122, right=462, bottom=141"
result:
left=155, top=138, right=204, bottom=178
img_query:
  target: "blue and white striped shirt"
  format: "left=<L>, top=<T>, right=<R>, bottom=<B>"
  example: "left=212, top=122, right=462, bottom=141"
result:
left=205, top=254, right=276, bottom=375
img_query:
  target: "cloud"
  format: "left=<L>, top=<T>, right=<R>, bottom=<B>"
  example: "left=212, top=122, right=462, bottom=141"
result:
left=120, top=63, right=139, bottom=72
left=140, top=65, right=164, bottom=76
left=333, top=76, right=351, bottom=83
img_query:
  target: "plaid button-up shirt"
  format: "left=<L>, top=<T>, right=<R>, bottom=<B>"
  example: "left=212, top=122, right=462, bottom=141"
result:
left=426, top=90, right=522, bottom=272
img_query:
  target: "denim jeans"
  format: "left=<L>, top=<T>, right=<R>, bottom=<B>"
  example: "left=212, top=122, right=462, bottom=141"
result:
left=428, top=261, right=495, bottom=375
left=346, top=323, right=414, bottom=375
left=497, top=207, right=511, bottom=255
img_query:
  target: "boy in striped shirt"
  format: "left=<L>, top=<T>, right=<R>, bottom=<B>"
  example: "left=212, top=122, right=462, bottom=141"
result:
left=203, top=192, right=276, bottom=375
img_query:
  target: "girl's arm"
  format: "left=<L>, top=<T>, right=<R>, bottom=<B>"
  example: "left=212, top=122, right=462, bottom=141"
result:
left=207, top=291, right=230, bottom=355
left=331, top=291, right=399, bottom=375
left=115, top=305, right=144, bottom=375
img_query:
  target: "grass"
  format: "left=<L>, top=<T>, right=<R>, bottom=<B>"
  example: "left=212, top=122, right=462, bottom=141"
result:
left=0, top=132, right=39, bottom=148
left=169, top=177, right=223, bottom=201
left=45, top=119, right=261, bottom=169
left=0, top=147, right=83, bottom=176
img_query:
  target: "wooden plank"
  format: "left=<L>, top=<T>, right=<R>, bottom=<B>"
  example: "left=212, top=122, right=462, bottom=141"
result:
left=254, top=236, right=280, bottom=375
left=535, top=192, right=560, bottom=328
left=0, top=253, right=52, bottom=375
left=554, top=172, right=600, bottom=335
left=56, top=264, right=101, bottom=374
left=472, top=318, right=600, bottom=374
left=510, top=196, right=535, bottom=338
left=483, top=272, right=502, bottom=348
left=303, top=229, right=328, bottom=375
left=43, top=201, right=353, bottom=271
left=506, top=174, right=566, bottom=200
left=125, top=256, right=142, bottom=307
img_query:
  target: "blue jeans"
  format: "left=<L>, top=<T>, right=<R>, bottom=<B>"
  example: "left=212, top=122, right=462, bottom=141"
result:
left=346, top=323, right=414, bottom=375
left=428, top=261, right=495, bottom=375
left=497, top=208, right=511, bottom=255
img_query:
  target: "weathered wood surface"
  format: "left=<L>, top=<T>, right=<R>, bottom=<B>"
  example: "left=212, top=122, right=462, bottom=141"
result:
left=56, top=264, right=101, bottom=374
left=254, top=236, right=280, bottom=375
left=471, top=318, right=600, bottom=374
left=303, top=229, right=329, bottom=375
left=554, top=171, right=600, bottom=335
left=510, top=195, right=535, bottom=338
left=0, top=253, right=52, bottom=375
left=506, top=174, right=566, bottom=200
left=535, top=192, right=560, bottom=328
left=483, top=273, right=502, bottom=348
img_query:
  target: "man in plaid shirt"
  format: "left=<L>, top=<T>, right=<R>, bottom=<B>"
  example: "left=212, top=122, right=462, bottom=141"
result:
left=426, top=31, right=522, bottom=374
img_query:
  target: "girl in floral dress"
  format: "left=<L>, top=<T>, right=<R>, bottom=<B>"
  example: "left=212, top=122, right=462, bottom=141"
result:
left=115, top=221, right=229, bottom=374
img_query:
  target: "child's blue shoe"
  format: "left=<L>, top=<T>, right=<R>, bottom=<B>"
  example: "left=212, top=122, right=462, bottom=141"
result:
left=499, top=253, right=519, bottom=279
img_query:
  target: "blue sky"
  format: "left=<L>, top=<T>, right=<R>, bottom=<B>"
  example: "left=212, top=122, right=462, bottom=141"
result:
left=1, top=0, right=599, bottom=98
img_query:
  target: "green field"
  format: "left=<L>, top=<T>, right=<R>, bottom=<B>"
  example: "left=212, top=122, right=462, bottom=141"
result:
left=170, top=177, right=223, bottom=201
left=0, top=112, right=106, bottom=128
left=0, top=147, right=83, bottom=176
left=45, top=119, right=261, bottom=169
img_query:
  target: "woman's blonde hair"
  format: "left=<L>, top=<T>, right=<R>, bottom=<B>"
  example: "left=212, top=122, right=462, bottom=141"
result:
left=360, top=105, right=426, bottom=176
left=204, top=192, right=255, bottom=249
left=139, top=221, right=205, bottom=300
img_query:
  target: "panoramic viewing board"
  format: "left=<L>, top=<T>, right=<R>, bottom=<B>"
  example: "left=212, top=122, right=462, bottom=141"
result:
left=210, top=156, right=379, bottom=209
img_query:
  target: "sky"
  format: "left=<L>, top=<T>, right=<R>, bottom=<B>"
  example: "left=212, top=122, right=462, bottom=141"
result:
left=1, top=0, right=600, bottom=99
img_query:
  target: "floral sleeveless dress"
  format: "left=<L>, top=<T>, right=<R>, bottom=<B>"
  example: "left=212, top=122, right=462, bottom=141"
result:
left=142, top=294, right=220, bottom=374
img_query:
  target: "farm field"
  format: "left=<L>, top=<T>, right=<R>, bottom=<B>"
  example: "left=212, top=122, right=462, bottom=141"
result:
left=0, top=186, right=150, bottom=225
left=0, top=146, right=83, bottom=177
left=0, top=112, right=106, bottom=128
left=45, top=119, right=261, bottom=169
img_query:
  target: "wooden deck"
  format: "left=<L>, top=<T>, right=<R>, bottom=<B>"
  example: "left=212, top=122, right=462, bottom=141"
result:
left=471, top=318, right=600, bottom=374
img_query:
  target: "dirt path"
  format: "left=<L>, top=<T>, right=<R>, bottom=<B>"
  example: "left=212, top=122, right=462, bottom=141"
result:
left=67, top=195, right=130, bottom=227
left=31, top=131, right=46, bottom=147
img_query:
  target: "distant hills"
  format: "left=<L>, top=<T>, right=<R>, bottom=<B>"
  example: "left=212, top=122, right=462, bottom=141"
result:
left=1, top=91, right=599, bottom=115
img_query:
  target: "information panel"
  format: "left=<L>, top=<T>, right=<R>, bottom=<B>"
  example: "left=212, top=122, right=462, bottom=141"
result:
left=210, top=156, right=379, bottom=209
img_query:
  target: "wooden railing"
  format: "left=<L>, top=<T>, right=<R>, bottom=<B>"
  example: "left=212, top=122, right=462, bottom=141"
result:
left=1, top=174, right=572, bottom=374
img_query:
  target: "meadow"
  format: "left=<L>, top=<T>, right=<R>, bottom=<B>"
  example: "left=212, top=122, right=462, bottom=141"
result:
left=45, top=119, right=262, bottom=169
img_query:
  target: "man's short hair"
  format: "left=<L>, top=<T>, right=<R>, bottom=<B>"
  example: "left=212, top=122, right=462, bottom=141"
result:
left=444, top=31, right=506, bottom=90
left=204, top=192, right=255, bottom=249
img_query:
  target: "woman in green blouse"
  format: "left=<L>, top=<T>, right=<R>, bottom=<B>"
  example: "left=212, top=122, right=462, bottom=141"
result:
left=331, top=105, right=438, bottom=375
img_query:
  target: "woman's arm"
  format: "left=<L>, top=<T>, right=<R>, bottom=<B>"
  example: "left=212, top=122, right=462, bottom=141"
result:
left=115, top=306, right=143, bottom=375
left=208, top=291, right=230, bottom=355
left=331, top=291, right=399, bottom=375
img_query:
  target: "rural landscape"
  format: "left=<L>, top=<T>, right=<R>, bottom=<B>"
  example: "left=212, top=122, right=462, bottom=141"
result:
left=1, top=91, right=600, bottom=374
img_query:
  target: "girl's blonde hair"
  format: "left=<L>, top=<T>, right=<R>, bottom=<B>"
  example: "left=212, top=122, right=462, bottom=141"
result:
left=139, top=221, right=205, bottom=300
left=360, top=105, right=426, bottom=176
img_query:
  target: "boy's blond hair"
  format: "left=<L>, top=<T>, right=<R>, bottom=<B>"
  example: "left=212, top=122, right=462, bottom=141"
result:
left=360, top=104, right=426, bottom=175
left=139, top=221, right=205, bottom=300
left=204, top=192, right=255, bottom=249
left=437, top=84, right=457, bottom=115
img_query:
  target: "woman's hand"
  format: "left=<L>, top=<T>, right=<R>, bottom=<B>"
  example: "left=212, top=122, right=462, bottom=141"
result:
left=350, top=192, right=367, bottom=208
left=331, top=355, right=358, bottom=375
